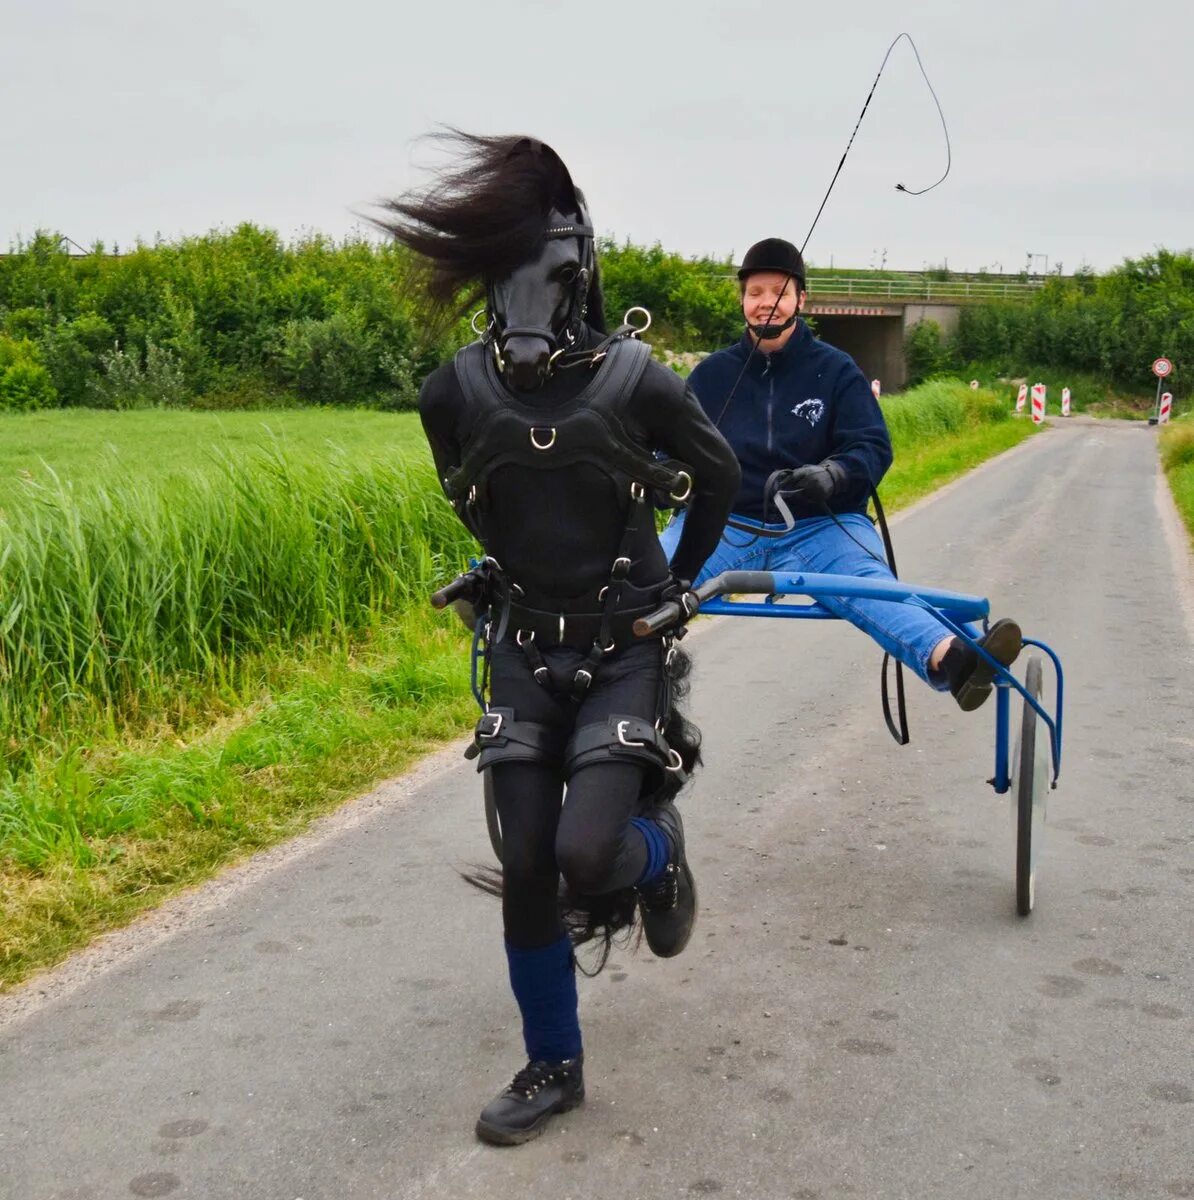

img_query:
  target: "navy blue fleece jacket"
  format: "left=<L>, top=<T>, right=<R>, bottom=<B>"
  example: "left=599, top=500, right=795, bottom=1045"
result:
left=688, top=321, right=893, bottom=522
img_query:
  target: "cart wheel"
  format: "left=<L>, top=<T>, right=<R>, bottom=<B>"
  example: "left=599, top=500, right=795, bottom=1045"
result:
left=1014, top=655, right=1049, bottom=916
left=483, top=770, right=504, bottom=864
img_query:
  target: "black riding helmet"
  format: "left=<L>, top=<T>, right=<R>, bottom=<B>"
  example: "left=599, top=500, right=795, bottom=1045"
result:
left=737, top=237, right=806, bottom=288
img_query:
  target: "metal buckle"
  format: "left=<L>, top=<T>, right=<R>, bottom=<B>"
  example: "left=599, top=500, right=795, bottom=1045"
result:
left=616, top=720, right=648, bottom=748
left=601, top=638, right=617, bottom=653
left=669, top=471, right=693, bottom=503
left=530, top=427, right=557, bottom=451
left=516, top=628, right=535, bottom=645
left=574, top=668, right=593, bottom=691
left=629, top=482, right=646, bottom=501
left=611, top=556, right=631, bottom=580
left=666, top=748, right=684, bottom=772
left=477, top=712, right=504, bottom=740
left=558, top=613, right=566, bottom=643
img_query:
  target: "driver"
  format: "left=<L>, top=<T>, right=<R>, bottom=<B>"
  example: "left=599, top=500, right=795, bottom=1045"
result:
left=662, top=237, right=1022, bottom=710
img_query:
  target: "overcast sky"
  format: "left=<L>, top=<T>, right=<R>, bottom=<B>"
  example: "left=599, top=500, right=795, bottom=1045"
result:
left=2, top=0, right=1190, bottom=273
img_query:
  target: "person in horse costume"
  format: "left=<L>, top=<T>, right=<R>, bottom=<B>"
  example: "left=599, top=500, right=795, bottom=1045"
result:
left=662, top=237, right=1023, bottom=712
left=378, top=133, right=739, bottom=1145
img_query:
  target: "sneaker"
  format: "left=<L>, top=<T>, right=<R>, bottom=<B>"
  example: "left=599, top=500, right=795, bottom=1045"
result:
left=475, top=1056, right=585, bottom=1146
left=636, top=803, right=697, bottom=958
left=942, top=618, right=1023, bottom=712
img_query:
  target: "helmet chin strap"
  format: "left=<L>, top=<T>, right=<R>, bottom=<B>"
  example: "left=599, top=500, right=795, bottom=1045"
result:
left=747, top=311, right=798, bottom=341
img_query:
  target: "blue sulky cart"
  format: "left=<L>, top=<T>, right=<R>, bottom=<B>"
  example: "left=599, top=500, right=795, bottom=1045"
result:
left=441, top=565, right=1065, bottom=918
left=633, top=570, right=1065, bottom=917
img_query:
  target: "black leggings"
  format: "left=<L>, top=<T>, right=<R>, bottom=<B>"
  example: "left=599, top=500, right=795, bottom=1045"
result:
left=487, top=638, right=665, bottom=949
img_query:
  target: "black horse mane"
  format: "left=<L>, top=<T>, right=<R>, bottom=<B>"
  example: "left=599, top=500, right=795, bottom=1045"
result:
left=376, top=130, right=606, bottom=329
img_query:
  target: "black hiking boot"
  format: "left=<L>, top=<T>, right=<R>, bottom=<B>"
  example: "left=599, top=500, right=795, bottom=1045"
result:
left=475, top=1056, right=585, bottom=1146
left=636, top=802, right=697, bottom=958
left=942, top=618, right=1023, bottom=712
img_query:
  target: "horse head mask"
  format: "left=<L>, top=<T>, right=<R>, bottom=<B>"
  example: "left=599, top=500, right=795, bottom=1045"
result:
left=378, top=133, right=606, bottom=392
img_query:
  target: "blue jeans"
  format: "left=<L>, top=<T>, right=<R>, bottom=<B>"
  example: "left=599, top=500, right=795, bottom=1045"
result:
left=660, top=511, right=950, bottom=688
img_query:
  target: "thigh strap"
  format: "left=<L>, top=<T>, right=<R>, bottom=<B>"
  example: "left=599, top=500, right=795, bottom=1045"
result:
left=464, top=707, right=564, bottom=771
left=563, top=714, right=686, bottom=785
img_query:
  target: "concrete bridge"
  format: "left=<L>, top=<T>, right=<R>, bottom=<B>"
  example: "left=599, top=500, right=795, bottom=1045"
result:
left=805, top=273, right=1043, bottom=390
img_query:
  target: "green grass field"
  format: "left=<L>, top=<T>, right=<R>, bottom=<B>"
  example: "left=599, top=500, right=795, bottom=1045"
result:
left=0, top=408, right=430, bottom=506
left=0, top=384, right=1036, bottom=989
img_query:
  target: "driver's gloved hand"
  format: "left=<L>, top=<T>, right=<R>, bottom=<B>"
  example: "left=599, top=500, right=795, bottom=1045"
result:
left=776, top=459, right=847, bottom=505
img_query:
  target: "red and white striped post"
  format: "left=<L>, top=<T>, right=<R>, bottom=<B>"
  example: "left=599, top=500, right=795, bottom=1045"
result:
left=1016, top=384, right=1027, bottom=413
left=1159, top=392, right=1173, bottom=423
left=1031, top=383, right=1046, bottom=425
left=1061, top=386, right=1072, bottom=416
left=871, top=379, right=881, bottom=400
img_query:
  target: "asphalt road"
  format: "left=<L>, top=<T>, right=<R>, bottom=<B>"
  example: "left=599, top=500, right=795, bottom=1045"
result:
left=2, top=419, right=1192, bottom=1200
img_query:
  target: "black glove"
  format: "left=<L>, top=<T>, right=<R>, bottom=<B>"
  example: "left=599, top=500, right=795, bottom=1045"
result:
left=775, top=460, right=847, bottom=506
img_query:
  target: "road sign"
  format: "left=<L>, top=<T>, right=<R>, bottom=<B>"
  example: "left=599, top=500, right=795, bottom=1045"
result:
left=1153, top=358, right=1172, bottom=378
left=1016, top=384, right=1027, bottom=412
left=1159, top=393, right=1173, bottom=423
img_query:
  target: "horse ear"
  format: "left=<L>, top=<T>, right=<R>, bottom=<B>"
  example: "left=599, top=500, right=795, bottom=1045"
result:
left=572, top=186, right=593, bottom=228
left=528, top=139, right=582, bottom=217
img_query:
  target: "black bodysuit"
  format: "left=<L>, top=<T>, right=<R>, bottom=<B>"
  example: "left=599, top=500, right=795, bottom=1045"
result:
left=418, top=329, right=740, bottom=949
left=418, top=330, right=740, bottom=599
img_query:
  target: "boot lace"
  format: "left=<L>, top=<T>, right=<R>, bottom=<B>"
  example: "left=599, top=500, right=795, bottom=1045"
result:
left=507, top=1060, right=573, bottom=1099
left=637, top=862, right=678, bottom=911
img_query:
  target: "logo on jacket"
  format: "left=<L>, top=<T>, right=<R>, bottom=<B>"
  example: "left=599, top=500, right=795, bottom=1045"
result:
left=791, top=398, right=824, bottom=426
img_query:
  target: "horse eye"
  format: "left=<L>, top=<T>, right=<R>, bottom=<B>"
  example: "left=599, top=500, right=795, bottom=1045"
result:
left=557, top=265, right=579, bottom=284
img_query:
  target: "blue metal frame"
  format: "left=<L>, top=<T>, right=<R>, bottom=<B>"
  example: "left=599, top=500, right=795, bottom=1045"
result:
left=699, top=570, right=1064, bottom=788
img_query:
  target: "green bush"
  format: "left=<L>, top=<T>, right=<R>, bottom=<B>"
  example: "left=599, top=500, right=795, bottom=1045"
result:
left=953, top=250, right=1194, bottom=390
left=269, top=311, right=378, bottom=405
left=86, top=341, right=187, bottom=409
left=904, top=319, right=956, bottom=386
left=0, top=337, right=57, bottom=412
left=38, top=313, right=115, bottom=404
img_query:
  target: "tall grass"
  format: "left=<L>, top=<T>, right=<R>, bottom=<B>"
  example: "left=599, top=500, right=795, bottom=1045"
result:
left=881, top=378, right=1009, bottom=448
left=1160, top=415, right=1194, bottom=546
left=1, top=446, right=474, bottom=770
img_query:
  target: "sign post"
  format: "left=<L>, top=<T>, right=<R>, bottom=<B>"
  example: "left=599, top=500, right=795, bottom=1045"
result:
left=1061, top=386, right=1071, bottom=417
left=1159, top=392, right=1173, bottom=424
left=1016, top=384, right=1027, bottom=413
left=1150, top=357, right=1173, bottom=425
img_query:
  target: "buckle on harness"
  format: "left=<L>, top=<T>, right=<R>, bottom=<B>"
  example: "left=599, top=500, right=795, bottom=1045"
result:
left=574, top=668, right=593, bottom=691
left=611, top=556, right=631, bottom=580
left=616, top=719, right=648, bottom=748
left=530, top=427, right=557, bottom=451
left=477, top=711, right=504, bottom=740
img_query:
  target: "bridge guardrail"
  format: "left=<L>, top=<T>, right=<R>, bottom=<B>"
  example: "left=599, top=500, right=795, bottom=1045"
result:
left=808, top=275, right=1045, bottom=301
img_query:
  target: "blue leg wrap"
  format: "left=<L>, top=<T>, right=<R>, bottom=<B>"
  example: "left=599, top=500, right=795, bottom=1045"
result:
left=631, top=816, right=670, bottom=886
left=505, top=936, right=582, bottom=1062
